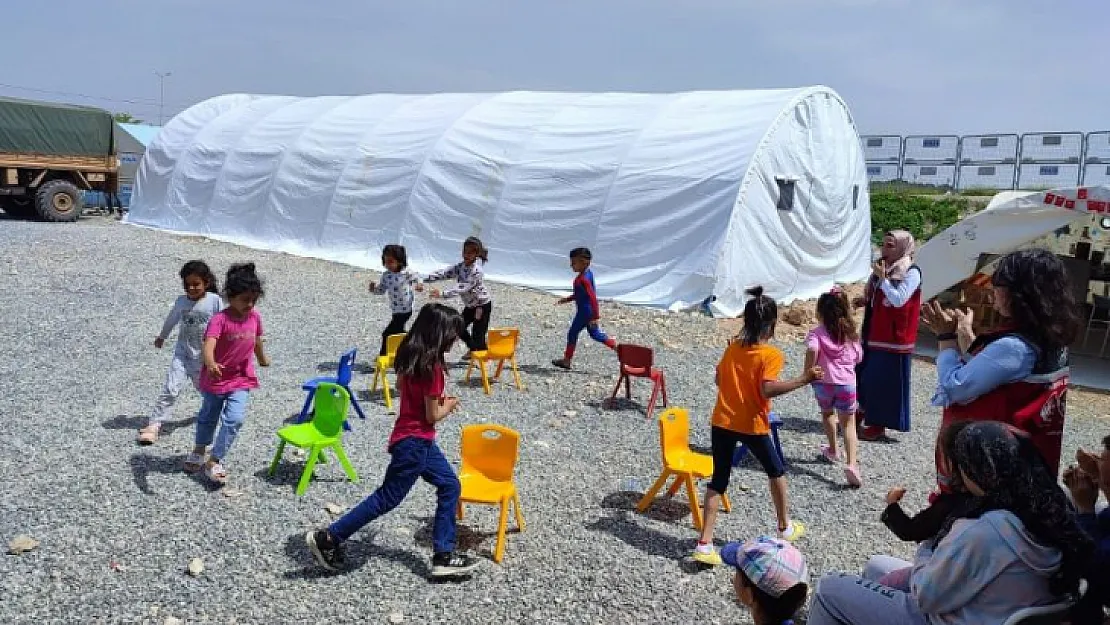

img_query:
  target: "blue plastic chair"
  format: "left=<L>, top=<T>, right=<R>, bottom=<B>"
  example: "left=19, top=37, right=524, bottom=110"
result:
left=296, top=348, right=367, bottom=430
left=732, top=412, right=786, bottom=468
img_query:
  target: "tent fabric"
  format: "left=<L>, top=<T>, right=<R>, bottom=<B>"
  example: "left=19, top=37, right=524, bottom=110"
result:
left=0, top=95, right=113, bottom=156
left=128, top=88, right=871, bottom=316
left=916, top=185, right=1110, bottom=301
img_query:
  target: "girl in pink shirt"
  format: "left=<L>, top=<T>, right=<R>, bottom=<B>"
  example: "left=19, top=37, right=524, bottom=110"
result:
left=804, top=287, right=864, bottom=487
left=185, top=263, right=270, bottom=485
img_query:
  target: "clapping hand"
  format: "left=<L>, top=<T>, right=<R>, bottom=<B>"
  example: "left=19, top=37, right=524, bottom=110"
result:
left=872, top=260, right=886, bottom=279
left=885, top=486, right=907, bottom=505
left=921, top=301, right=958, bottom=335
left=1063, top=465, right=1099, bottom=513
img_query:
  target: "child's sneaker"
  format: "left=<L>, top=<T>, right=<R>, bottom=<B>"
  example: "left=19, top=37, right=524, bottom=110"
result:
left=551, top=358, right=572, bottom=370
left=844, top=465, right=863, bottom=487
left=779, top=520, right=806, bottom=542
left=137, top=424, right=160, bottom=445
left=305, top=530, right=345, bottom=572
left=430, top=552, right=479, bottom=578
left=820, top=445, right=839, bottom=463
left=691, top=543, right=722, bottom=566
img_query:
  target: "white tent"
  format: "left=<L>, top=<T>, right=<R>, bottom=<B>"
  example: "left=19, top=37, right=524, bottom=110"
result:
left=917, top=186, right=1110, bottom=301
left=128, top=88, right=871, bottom=316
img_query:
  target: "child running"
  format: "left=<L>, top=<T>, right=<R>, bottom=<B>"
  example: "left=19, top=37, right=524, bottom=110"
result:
left=305, top=303, right=480, bottom=578
left=721, top=536, right=810, bottom=625
left=138, top=260, right=224, bottom=445
left=552, top=247, right=617, bottom=370
left=423, top=236, right=492, bottom=358
left=804, top=286, right=864, bottom=486
left=185, top=263, right=270, bottom=485
left=369, top=244, right=422, bottom=356
left=694, top=286, right=822, bottom=566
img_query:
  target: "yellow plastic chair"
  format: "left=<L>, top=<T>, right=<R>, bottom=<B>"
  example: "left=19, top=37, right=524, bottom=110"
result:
left=268, top=383, right=359, bottom=495
left=465, top=328, right=524, bottom=395
left=456, top=424, right=525, bottom=563
left=636, top=407, right=731, bottom=530
left=370, top=333, right=406, bottom=409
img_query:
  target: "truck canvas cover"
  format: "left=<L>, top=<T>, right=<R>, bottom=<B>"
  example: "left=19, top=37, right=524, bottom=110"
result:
left=0, top=96, right=114, bottom=157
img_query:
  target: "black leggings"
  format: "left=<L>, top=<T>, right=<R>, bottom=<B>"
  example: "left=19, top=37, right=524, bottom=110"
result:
left=709, top=426, right=785, bottom=494
left=460, top=302, right=492, bottom=351
left=380, top=312, right=411, bottom=356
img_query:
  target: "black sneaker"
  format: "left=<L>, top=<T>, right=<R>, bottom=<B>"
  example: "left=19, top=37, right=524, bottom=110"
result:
left=305, top=530, right=345, bottom=572
left=430, top=552, right=479, bottom=578
left=551, top=358, right=572, bottom=370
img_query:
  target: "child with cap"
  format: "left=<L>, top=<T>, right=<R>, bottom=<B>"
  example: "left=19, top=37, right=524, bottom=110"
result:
left=722, top=536, right=810, bottom=625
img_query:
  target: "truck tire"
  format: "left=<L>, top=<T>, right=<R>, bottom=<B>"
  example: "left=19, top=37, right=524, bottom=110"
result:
left=35, top=179, right=84, bottom=222
left=1, top=196, right=38, bottom=219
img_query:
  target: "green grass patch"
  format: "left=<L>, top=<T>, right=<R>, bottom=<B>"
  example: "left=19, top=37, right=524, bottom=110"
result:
left=870, top=191, right=969, bottom=244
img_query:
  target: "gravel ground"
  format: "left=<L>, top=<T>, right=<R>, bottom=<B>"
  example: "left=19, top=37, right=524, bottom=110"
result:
left=1, top=214, right=1107, bottom=625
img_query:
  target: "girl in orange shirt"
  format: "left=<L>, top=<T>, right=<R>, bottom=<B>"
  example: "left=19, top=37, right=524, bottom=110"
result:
left=694, top=286, right=822, bottom=566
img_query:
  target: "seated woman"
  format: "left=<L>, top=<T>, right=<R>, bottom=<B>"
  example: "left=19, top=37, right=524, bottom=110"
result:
left=807, top=421, right=1092, bottom=625
left=922, top=248, right=1080, bottom=491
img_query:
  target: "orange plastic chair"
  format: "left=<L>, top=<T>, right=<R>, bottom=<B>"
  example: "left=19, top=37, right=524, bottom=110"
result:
left=370, top=333, right=406, bottom=410
left=465, top=328, right=524, bottom=395
left=456, top=424, right=525, bottom=563
left=636, top=407, right=731, bottom=530
left=608, top=344, right=667, bottom=419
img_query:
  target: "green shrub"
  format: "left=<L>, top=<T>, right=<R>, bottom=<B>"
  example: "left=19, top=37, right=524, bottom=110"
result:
left=869, top=191, right=968, bottom=244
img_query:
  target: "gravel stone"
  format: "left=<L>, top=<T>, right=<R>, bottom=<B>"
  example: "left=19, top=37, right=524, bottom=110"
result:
left=1, top=215, right=1107, bottom=624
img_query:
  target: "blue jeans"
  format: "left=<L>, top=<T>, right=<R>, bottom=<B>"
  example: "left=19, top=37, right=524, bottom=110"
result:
left=194, top=390, right=250, bottom=461
left=329, top=437, right=461, bottom=554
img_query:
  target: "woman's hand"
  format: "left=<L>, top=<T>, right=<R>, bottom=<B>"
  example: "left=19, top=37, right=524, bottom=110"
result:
left=921, top=300, right=958, bottom=335
left=1063, top=465, right=1099, bottom=513
left=871, top=260, right=886, bottom=279
left=954, top=308, right=975, bottom=350
left=885, top=486, right=907, bottom=505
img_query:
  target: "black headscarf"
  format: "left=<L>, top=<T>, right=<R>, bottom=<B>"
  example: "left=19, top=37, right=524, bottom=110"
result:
left=936, top=421, right=1092, bottom=597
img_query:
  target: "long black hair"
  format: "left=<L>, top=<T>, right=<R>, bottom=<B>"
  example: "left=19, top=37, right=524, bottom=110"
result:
left=938, top=421, right=1092, bottom=598
left=394, top=303, right=464, bottom=380
left=180, top=260, right=219, bottom=293
left=463, top=236, right=489, bottom=263
left=739, top=286, right=777, bottom=346
left=992, top=249, right=1080, bottom=354
left=224, top=263, right=264, bottom=299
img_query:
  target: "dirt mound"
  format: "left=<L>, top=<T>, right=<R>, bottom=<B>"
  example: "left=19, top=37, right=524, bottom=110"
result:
left=717, top=282, right=868, bottom=343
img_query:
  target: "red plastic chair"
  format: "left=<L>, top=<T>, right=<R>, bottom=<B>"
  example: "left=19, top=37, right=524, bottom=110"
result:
left=608, top=344, right=667, bottom=419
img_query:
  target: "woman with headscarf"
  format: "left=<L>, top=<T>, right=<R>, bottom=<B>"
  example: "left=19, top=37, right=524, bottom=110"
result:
left=921, top=248, right=1079, bottom=490
left=807, top=421, right=1092, bottom=625
left=854, top=230, right=923, bottom=441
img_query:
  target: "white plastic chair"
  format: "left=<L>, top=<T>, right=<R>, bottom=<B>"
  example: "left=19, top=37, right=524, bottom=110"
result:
left=1000, top=602, right=1071, bottom=625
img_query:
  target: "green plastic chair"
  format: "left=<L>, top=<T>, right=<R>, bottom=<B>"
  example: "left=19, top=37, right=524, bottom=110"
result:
left=268, top=382, right=359, bottom=495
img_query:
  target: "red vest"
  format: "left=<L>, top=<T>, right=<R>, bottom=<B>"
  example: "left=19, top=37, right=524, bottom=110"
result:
left=865, top=266, right=922, bottom=354
left=936, top=332, right=1069, bottom=490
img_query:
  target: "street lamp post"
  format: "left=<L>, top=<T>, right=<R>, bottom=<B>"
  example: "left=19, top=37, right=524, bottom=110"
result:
left=155, top=71, right=172, bottom=125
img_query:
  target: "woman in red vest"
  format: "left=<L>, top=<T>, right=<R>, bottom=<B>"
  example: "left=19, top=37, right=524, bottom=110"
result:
left=854, top=230, right=923, bottom=441
left=921, top=248, right=1080, bottom=487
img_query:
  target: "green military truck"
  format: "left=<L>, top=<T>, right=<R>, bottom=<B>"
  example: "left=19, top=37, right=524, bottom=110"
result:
left=0, top=96, right=119, bottom=222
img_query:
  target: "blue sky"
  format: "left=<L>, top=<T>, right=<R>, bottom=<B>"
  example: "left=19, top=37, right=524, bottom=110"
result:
left=0, top=0, right=1102, bottom=134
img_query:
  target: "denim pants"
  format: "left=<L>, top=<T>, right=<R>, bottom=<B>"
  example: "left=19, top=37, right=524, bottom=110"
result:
left=194, top=390, right=250, bottom=461
left=329, top=437, right=461, bottom=554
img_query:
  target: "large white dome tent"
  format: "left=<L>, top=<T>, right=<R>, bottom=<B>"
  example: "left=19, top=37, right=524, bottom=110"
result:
left=128, top=87, right=871, bottom=316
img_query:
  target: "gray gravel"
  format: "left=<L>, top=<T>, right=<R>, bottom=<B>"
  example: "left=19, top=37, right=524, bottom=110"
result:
left=1, top=214, right=1106, bottom=625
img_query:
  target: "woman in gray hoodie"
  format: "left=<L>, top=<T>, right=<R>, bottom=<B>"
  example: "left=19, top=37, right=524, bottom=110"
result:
left=807, top=421, right=1092, bottom=625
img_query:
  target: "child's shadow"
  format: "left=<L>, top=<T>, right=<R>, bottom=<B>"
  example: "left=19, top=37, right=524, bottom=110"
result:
left=104, top=414, right=195, bottom=437
left=412, top=516, right=499, bottom=561
left=280, top=531, right=424, bottom=579
left=128, top=453, right=221, bottom=495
